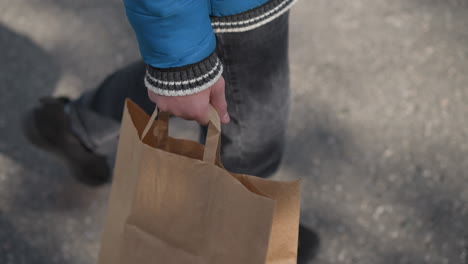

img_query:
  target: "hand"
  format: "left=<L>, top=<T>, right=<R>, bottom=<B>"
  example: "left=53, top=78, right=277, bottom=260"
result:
left=147, top=76, right=230, bottom=125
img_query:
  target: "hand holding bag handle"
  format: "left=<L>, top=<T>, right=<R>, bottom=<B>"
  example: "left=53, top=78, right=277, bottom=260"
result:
left=141, top=105, right=222, bottom=164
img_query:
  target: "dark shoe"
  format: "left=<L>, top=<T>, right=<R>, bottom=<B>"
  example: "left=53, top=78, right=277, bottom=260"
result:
left=298, top=224, right=320, bottom=263
left=23, top=97, right=111, bottom=186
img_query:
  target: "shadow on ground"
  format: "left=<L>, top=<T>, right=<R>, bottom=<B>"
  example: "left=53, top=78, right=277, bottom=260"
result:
left=0, top=214, right=49, bottom=264
left=0, top=24, right=107, bottom=264
left=281, top=97, right=468, bottom=263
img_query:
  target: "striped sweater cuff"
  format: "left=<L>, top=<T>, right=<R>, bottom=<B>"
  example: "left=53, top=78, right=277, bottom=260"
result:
left=145, top=52, right=223, bottom=96
left=211, top=0, right=298, bottom=33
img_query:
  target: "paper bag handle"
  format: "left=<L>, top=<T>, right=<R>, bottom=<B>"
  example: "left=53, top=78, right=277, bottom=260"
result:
left=203, top=106, right=222, bottom=164
left=141, top=108, right=170, bottom=148
left=141, top=105, right=221, bottom=164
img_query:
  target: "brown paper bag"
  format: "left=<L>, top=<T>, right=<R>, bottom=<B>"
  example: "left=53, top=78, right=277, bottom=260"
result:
left=97, top=99, right=301, bottom=264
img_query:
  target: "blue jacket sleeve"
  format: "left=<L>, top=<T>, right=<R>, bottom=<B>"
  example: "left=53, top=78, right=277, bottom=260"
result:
left=123, top=0, right=223, bottom=96
left=123, top=0, right=216, bottom=68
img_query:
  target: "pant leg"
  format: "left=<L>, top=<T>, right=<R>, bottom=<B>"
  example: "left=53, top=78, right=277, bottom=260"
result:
left=215, top=12, right=291, bottom=178
left=67, top=61, right=152, bottom=156
left=76, top=61, right=154, bottom=120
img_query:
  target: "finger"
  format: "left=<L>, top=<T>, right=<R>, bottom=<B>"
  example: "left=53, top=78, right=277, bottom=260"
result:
left=172, top=102, right=209, bottom=125
left=147, top=89, right=158, bottom=104
left=210, top=78, right=230, bottom=124
left=154, top=98, right=169, bottom=112
left=192, top=104, right=210, bottom=126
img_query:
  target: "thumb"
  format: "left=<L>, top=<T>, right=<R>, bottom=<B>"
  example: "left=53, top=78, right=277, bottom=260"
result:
left=210, top=77, right=230, bottom=124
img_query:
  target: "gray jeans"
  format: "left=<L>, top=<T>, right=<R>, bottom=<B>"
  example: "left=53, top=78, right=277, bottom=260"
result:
left=69, top=12, right=290, bottom=178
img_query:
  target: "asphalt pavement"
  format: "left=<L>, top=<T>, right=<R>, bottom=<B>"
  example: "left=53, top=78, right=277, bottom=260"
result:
left=1, top=0, right=468, bottom=263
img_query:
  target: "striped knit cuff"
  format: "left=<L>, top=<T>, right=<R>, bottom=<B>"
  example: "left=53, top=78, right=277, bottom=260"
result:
left=145, top=52, right=223, bottom=96
left=211, top=0, right=298, bottom=33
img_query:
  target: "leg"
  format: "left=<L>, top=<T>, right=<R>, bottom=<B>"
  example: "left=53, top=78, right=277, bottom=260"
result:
left=67, top=61, right=153, bottom=156
left=75, top=61, right=154, bottom=121
left=22, top=61, right=152, bottom=185
left=215, top=12, right=290, bottom=178
left=214, top=15, right=319, bottom=263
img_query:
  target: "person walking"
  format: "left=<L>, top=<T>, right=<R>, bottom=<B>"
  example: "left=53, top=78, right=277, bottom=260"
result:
left=25, top=0, right=296, bottom=185
left=24, top=0, right=317, bottom=262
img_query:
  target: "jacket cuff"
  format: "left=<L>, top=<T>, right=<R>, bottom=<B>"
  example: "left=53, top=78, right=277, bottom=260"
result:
left=211, top=0, right=298, bottom=33
left=144, top=52, right=223, bottom=96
